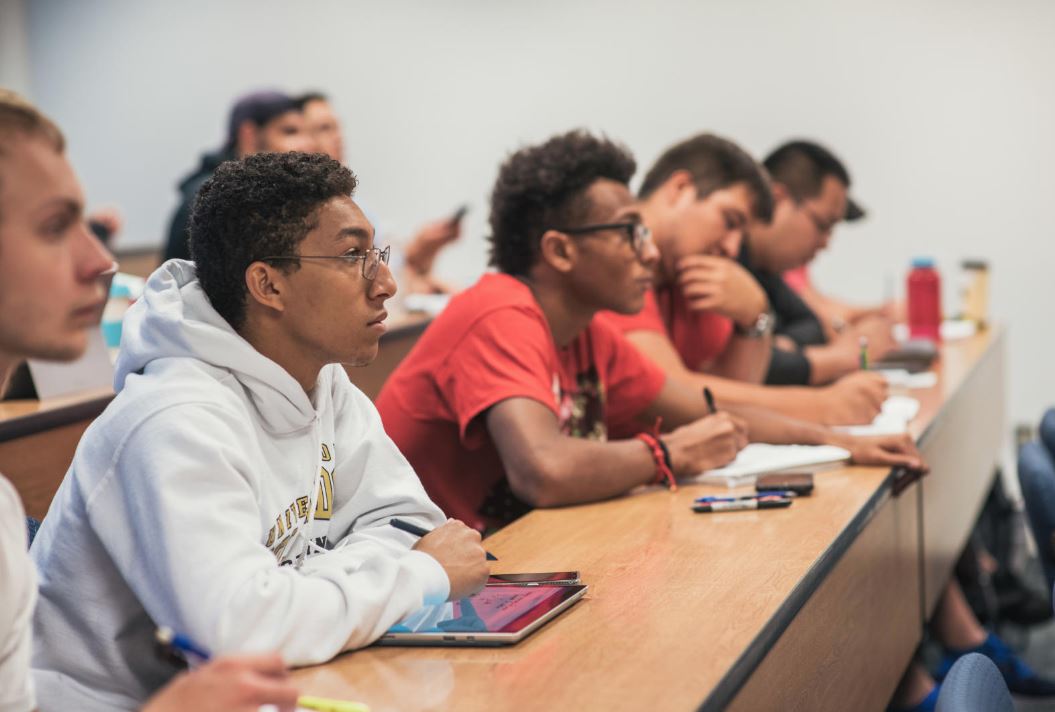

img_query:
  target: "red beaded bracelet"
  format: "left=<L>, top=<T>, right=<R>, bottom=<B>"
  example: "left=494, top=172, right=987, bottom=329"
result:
left=637, top=431, right=677, bottom=491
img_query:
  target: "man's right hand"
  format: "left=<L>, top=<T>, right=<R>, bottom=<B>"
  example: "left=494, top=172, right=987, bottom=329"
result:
left=414, top=519, right=490, bottom=601
left=675, top=255, right=768, bottom=328
left=818, top=371, right=889, bottom=425
left=141, top=654, right=298, bottom=712
left=662, top=412, right=749, bottom=478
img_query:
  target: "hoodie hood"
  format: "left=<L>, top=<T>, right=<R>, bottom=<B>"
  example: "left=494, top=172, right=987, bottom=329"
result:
left=115, top=259, right=321, bottom=434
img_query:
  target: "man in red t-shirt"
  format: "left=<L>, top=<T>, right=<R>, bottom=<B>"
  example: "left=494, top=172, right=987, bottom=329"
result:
left=600, top=133, right=891, bottom=426
left=377, top=131, right=926, bottom=532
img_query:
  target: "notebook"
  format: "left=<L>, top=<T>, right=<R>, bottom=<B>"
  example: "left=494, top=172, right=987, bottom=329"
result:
left=686, top=444, right=852, bottom=488
left=834, top=395, right=921, bottom=437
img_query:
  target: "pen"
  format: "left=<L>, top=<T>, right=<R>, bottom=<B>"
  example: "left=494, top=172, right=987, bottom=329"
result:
left=155, top=626, right=211, bottom=661
left=156, top=629, right=372, bottom=712
left=703, top=387, right=718, bottom=415
left=390, top=518, right=498, bottom=561
left=693, top=498, right=792, bottom=513
left=859, top=336, right=869, bottom=370
left=695, top=492, right=797, bottom=503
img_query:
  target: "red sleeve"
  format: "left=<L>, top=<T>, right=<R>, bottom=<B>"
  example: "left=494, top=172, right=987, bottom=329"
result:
left=595, top=289, right=666, bottom=336
left=436, top=306, right=559, bottom=447
left=783, top=266, right=811, bottom=294
left=591, top=319, right=666, bottom=435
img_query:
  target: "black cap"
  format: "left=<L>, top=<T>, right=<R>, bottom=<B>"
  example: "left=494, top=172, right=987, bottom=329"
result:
left=225, top=90, right=300, bottom=148
left=845, top=196, right=866, bottom=222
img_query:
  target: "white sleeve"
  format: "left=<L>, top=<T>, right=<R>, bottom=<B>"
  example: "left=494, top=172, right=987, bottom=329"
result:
left=0, top=477, right=35, bottom=712
left=318, top=372, right=450, bottom=573
left=84, top=405, right=447, bottom=666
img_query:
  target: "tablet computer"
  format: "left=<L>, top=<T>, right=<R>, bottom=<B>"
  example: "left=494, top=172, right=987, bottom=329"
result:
left=376, top=583, right=587, bottom=646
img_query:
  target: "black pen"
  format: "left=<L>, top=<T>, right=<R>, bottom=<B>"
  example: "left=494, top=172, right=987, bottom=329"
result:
left=390, top=518, right=498, bottom=561
left=703, top=386, right=718, bottom=415
left=693, top=498, right=792, bottom=513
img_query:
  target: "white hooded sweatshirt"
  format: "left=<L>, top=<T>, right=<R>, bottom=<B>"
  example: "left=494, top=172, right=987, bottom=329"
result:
left=30, top=261, right=449, bottom=711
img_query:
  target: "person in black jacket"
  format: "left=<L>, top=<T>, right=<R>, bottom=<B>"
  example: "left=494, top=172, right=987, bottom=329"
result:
left=741, top=141, right=897, bottom=386
left=162, top=91, right=316, bottom=262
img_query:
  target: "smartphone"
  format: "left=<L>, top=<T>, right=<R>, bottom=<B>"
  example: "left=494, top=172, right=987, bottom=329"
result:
left=756, top=472, right=814, bottom=496
left=487, top=571, right=580, bottom=586
left=448, top=204, right=470, bottom=226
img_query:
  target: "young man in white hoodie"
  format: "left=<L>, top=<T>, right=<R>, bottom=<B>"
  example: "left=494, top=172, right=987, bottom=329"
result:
left=30, top=150, right=489, bottom=710
left=0, top=91, right=305, bottom=711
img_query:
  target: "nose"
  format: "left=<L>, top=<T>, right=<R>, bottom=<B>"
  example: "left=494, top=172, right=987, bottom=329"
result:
left=720, top=229, right=744, bottom=259
left=75, top=222, right=116, bottom=283
left=638, top=235, right=660, bottom=268
left=369, top=260, right=397, bottom=302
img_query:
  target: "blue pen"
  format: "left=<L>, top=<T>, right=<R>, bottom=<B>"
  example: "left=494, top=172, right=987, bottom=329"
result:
left=695, top=491, right=796, bottom=503
left=156, top=627, right=212, bottom=661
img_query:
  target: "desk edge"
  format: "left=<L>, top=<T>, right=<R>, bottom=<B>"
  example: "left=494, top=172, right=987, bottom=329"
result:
left=0, top=394, right=114, bottom=443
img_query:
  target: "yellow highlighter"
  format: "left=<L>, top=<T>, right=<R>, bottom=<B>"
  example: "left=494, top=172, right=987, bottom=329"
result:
left=298, top=695, right=371, bottom=712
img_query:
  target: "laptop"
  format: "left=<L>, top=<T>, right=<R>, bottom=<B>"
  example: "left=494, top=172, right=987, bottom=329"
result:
left=376, top=583, right=587, bottom=647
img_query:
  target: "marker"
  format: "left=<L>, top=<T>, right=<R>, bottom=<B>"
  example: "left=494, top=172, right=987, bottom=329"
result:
left=390, top=518, right=498, bottom=561
left=695, top=492, right=797, bottom=503
left=693, top=498, right=792, bottom=513
left=156, top=629, right=372, bottom=712
left=703, top=387, right=718, bottom=415
left=859, top=336, right=869, bottom=370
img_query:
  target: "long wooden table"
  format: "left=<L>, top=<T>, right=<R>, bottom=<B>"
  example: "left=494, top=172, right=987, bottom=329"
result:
left=292, top=328, right=1007, bottom=711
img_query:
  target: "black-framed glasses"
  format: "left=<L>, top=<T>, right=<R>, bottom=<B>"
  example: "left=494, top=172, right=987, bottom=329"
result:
left=557, top=222, right=652, bottom=256
left=261, top=245, right=391, bottom=280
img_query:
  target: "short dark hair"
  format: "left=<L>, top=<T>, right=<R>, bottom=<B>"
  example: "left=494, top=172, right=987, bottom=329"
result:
left=762, top=140, right=851, bottom=202
left=0, top=90, right=66, bottom=226
left=488, top=130, right=636, bottom=275
left=0, top=89, right=64, bottom=154
left=638, top=133, right=773, bottom=222
left=296, top=91, right=330, bottom=108
left=190, top=151, right=357, bottom=329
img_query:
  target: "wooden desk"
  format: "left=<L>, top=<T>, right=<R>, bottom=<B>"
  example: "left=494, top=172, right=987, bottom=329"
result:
left=292, top=329, right=1006, bottom=712
left=0, top=387, right=113, bottom=520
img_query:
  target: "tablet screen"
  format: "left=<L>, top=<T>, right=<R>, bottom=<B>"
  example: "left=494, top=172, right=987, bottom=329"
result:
left=389, top=584, right=586, bottom=634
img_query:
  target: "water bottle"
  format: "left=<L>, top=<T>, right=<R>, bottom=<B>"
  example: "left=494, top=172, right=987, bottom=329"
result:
left=907, top=257, right=942, bottom=342
left=101, top=283, right=133, bottom=348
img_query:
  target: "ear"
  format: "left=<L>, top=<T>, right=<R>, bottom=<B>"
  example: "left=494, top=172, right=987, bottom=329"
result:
left=537, top=229, right=577, bottom=275
left=244, top=262, right=288, bottom=315
left=769, top=181, right=792, bottom=204
left=659, top=170, right=697, bottom=208
left=235, top=120, right=259, bottom=157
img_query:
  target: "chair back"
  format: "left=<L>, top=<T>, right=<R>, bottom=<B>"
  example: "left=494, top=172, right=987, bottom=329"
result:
left=935, top=653, right=1013, bottom=712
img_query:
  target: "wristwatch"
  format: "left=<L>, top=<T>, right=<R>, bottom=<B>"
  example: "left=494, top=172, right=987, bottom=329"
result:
left=734, top=309, right=775, bottom=338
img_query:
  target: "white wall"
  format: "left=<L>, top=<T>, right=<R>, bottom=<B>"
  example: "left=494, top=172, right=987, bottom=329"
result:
left=0, top=0, right=30, bottom=93
left=17, top=0, right=1055, bottom=426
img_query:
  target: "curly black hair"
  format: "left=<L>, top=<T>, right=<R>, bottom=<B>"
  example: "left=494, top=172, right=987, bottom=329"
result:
left=189, top=151, right=357, bottom=329
left=638, top=133, right=774, bottom=222
left=488, top=130, right=636, bottom=276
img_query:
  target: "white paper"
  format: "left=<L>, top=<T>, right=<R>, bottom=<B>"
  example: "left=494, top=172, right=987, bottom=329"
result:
left=834, top=395, right=920, bottom=437
left=878, top=369, right=937, bottom=390
left=686, top=443, right=852, bottom=488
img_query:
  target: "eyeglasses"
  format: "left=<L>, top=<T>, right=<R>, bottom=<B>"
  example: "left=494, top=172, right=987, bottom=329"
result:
left=262, top=245, right=391, bottom=280
left=557, top=222, right=653, bottom=256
